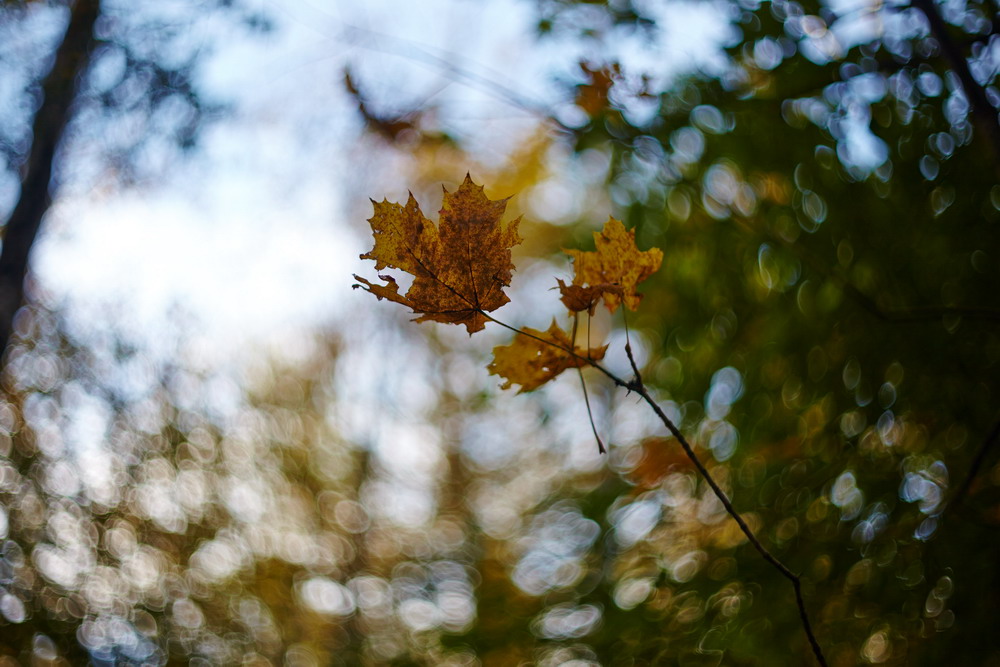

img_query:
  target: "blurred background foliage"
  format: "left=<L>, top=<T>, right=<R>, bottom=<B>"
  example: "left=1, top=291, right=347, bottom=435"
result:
left=0, top=0, right=999, bottom=665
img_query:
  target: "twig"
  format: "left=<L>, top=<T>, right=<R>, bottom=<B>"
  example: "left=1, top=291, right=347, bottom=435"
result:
left=481, top=309, right=828, bottom=666
left=404, top=272, right=826, bottom=660
left=622, top=310, right=643, bottom=386
left=631, top=383, right=828, bottom=666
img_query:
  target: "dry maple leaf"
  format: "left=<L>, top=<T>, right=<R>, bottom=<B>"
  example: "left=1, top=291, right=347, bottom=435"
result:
left=556, top=279, right=624, bottom=315
left=562, top=217, right=663, bottom=313
left=353, top=174, right=522, bottom=333
left=487, top=320, right=608, bottom=393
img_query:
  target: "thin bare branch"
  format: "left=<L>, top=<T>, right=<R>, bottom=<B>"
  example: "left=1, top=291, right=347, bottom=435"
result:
left=481, top=309, right=828, bottom=666
left=630, top=382, right=827, bottom=666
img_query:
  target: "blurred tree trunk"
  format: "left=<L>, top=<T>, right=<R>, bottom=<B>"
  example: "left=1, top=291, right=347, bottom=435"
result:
left=0, top=0, right=98, bottom=364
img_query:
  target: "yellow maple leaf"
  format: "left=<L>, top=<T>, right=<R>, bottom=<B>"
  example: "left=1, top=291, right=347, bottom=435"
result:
left=353, top=174, right=522, bottom=333
left=562, top=217, right=663, bottom=313
left=487, top=320, right=608, bottom=393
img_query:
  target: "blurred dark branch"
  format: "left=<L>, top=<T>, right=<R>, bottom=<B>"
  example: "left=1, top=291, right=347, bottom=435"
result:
left=341, top=23, right=572, bottom=132
left=734, top=218, right=1000, bottom=324
left=343, top=68, right=452, bottom=145
left=344, top=68, right=419, bottom=141
left=867, top=304, right=1000, bottom=323
left=910, top=0, right=1000, bottom=162
left=0, top=0, right=99, bottom=364
left=950, top=415, right=1000, bottom=508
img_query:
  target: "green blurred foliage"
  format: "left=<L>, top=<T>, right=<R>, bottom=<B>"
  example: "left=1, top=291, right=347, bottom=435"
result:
left=478, top=0, right=1000, bottom=664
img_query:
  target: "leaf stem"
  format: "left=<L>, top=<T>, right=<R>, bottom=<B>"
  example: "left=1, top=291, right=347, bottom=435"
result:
left=570, top=312, right=607, bottom=454
left=577, top=368, right=606, bottom=454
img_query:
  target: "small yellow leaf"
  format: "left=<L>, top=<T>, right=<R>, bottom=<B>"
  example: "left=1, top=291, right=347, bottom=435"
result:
left=564, top=217, right=663, bottom=313
left=487, top=320, right=607, bottom=393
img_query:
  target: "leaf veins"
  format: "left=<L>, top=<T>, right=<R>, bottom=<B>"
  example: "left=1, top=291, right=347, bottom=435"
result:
left=487, top=320, right=608, bottom=393
left=353, top=174, right=522, bottom=333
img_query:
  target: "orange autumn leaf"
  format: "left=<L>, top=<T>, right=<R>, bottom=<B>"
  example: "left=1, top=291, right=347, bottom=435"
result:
left=563, top=217, right=663, bottom=313
left=487, top=320, right=608, bottom=393
left=353, top=174, right=522, bottom=334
